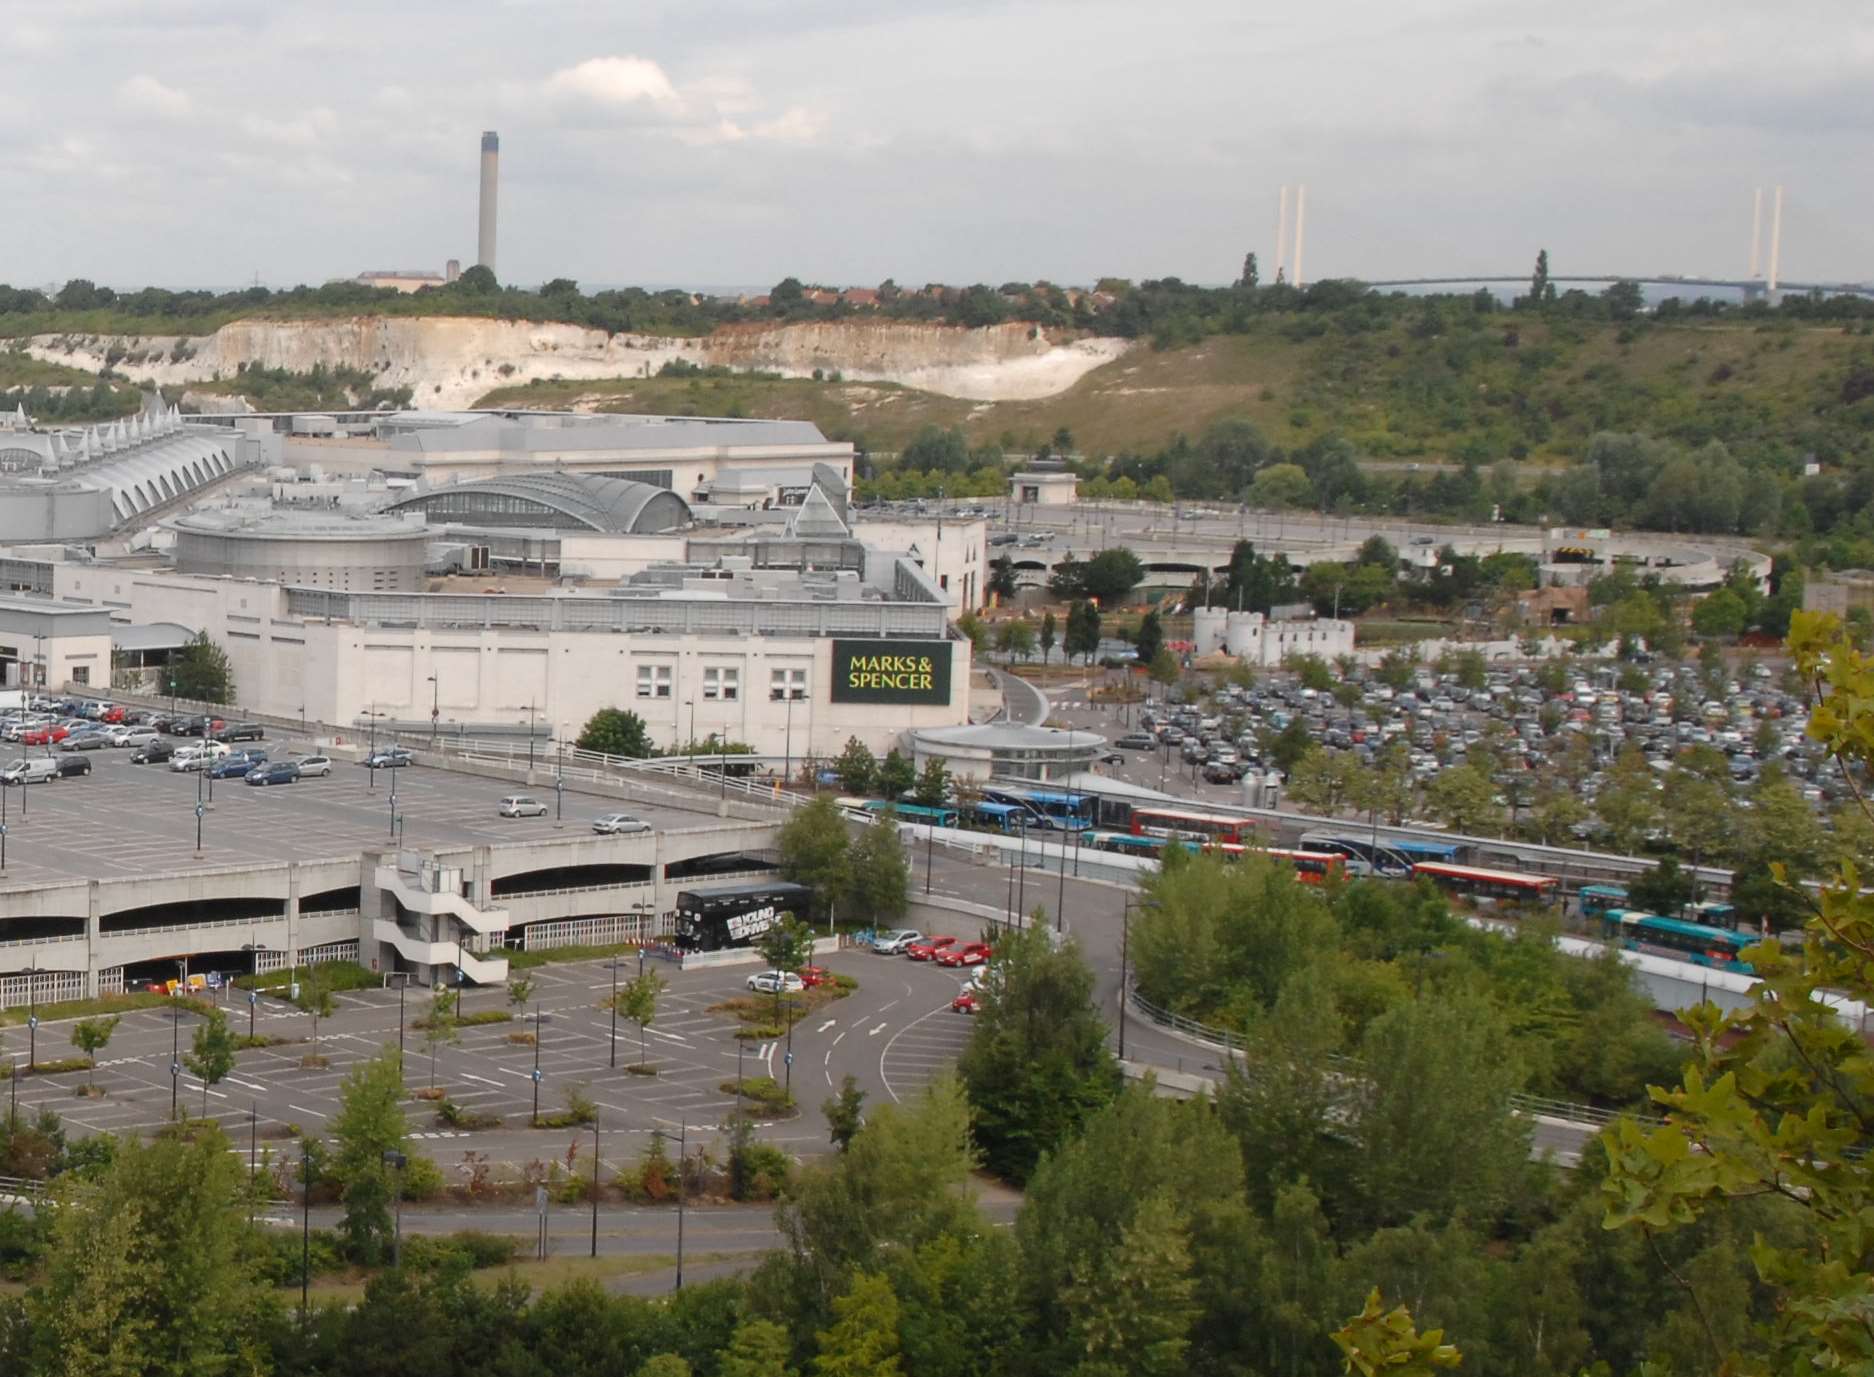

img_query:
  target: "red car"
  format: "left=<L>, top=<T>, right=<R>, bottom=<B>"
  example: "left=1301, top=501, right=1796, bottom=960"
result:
left=21, top=725, right=67, bottom=746
left=905, top=935, right=957, bottom=962
left=937, top=942, right=992, bottom=968
left=798, top=965, right=833, bottom=988
left=950, top=989, right=980, bottom=1014
left=101, top=706, right=127, bottom=724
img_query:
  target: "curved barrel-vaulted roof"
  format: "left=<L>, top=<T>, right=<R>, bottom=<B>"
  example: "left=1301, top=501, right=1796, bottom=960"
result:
left=385, top=473, right=692, bottom=534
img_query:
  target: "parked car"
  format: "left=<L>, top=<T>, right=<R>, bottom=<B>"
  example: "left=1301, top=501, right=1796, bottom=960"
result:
left=293, top=755, right=332, bottom=778
left=950, top=989, right=980, bottom=1014
left=60, top=729, right=109, bottom=752
left=208, top=751, right=267, bottom=779
left=905, top=935, right=958, bottom=962
left=798, top=965, right=833, bottom=988
left=937, top=941, right=992, bottom=968
left=19, top=725, right=68, bottom=746
left=363, top=747, right=413, bottom=769
left=245, top=761, right=301, bottom=786
left=132, top=738, right=175, bottom=765
left=52, top=754, right=91, bottom=778
left=169, top=741, right=232, bottom=772
left=498, top=795, right=548, bottom=818
left=1115, top=732, right=1157, bottom=750
left=871, top=929, right=923, bottom=955
left=746, top=970, right=805, bottom=995
left=592, top=812, right=650, bottom=835
left=109, top=726, right=159, bottom=748
left=221, top=722, right=265, bottom=742
left=1, top=759, right=57, bottom=785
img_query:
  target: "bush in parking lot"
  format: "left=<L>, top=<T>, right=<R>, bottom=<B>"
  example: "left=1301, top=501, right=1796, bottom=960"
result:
left=722, top=1075, right=795, bottom=1115
left=726, top=1114, right=793, bottom=1201
left=234, top=961, right=379, bottom=995
left=615, top=1134, right=674, bottom=1202
left=254, top=1223, right=346, bottom=1287
left=401, top=1228, right=518, bottom=1272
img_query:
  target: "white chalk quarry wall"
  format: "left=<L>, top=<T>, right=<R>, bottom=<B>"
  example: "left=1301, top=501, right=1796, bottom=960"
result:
left=24, top=317, right=1131, bottom=409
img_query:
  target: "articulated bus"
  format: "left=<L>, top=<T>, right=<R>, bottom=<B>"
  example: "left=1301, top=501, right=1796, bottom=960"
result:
left=1089, top=831, right=1171, bottom=859
left=1410, top=861, right=1560, bottom=906
left=1577, top=884, right=1630, bottom=920
left=980, top=786, right=1097, bottom=831
left=1298, top=832, right=1460, bottom=877
left=1130, top=807, right=1257, bottom=845
left=1604, top=909, right=1754, bottom=972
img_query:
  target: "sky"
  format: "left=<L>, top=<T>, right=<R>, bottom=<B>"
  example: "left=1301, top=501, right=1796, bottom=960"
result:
left=4, top=0, right=1871, bottom=291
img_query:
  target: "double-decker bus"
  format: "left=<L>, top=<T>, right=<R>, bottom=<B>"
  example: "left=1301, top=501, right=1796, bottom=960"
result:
left=1577, top=884, right=1630, bottom=920
left=1410, top=861, right=1559, bottom=906
left=1210, top=844, right=1346, bottom=884
left=1130, top=807, right=1256, bottom=845
left=1604, top=910, right=1754, bottom=972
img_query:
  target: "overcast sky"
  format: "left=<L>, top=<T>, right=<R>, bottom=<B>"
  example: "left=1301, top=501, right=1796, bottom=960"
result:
left=5, top=0, right=1870, bottom=291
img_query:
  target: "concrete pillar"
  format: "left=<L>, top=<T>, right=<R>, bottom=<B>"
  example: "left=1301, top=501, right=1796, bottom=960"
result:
left=287, top=861, right=302, bottom=975
left=85, top=880, right=101, bottom=998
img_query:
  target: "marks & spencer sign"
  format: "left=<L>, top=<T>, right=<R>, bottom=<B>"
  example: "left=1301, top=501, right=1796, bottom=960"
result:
left=830, top=640, right=952, bottom=706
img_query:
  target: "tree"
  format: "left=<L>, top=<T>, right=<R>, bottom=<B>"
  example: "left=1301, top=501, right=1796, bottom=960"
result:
left=1238, top=251, right=1259, bottom=290
left=1598, top=608, right=1874, bottom=1373
left=835, top=737, right=879, bottom=794
left=1424, top=763, right=1502, bottom=835
left=813, top=1270, right=903, bottom=1377
left=849, top=815, right=910, bottom=928
left=720, top=1318, right=799, bottom=1377
left=1039, top=611, right=1057, bottom=663
left=184, top=1009, right=237, bottom=1120
left=1060, top=1191, right=1197, bottom=1377
left=756, top=918, right=816, bottom=1024
left=295, top=968, right=337, bottom=1065
left=330, top=1047, right=408, bottom=1263
left=994, top=619, right=1035, bottom=665
left=1134, top=611, right=1165, bottom=667
left=169, top=631, right=235, bottom=704
left=1264, top=716, right=1314, bottom=774
left=29, top=1127, right=273, bottom=1377
left=576, top=707, right=653, bottom=759
left=1249, top=462, right=1315, bottom=509
left=1148, top=646, right=1180, bottom=689
left=421, top=988, right=458, bottom=1089
left=986, top=556, right=1018, bottom=602
left=1064, top=600, right=1102, bottom=664
left=69, top=1015, right=119, bottom=1089
left=823, top=1074, right=867, bottom=1152
left=956, top=924, right=1120, bottom=1182
left=1080, top=549, right=1144, bottom=604
left=1528, top=248, right=1552, bottom=305
left=911, top=758, right=950, bottom=809
left=1287, top=652, right=1333, bottom=692
left=954, top=611, right=989, bottom=656
left=1332, top=1290, right=1463, bottom=1377
left=618, top=969, right=667, bottom=1069
left=876, top=748, right=915, bottom=802
left=1628, top=856, right=1694, bottom=916
left=777, top=796, right=851, bottom=923
left=1287, top=746, right=1361, bottom=814
left=507, top=975, right=535, bottom=1015
left=1692, top=587, right=1749, bottom=639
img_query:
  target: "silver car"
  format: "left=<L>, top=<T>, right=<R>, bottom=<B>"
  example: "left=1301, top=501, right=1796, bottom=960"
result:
left=294, top=755, right=333, bottom=778
left=592, top=813, right=649, bottom=835
left=498, top=795, right=548, bottom=818
left=872, top=929, right=922, bottom=955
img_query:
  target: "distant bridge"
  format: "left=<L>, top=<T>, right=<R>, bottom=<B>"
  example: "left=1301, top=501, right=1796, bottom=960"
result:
left=1359, top=274, right=1874, bottom=299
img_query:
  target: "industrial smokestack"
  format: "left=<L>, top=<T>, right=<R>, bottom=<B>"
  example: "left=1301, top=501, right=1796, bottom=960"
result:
left=478, top=130, right=500, bottom=277
left=1748, top=188, right=1763, bottom=279
left=1292, top=185, right=1307, bottom=289
left=1767, top=184, right=1784, bottom=292
left=1274, top=185, right=1290, bottom=284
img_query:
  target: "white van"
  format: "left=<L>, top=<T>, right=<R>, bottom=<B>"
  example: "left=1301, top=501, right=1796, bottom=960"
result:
left=1, top=758, right=57, bottom=785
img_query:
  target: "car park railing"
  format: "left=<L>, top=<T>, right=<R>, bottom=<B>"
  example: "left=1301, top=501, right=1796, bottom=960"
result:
left=0, top=933, right=85, bottom=951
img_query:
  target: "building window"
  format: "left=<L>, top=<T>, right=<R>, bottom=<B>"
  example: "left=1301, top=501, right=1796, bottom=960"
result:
left=70, top=666, right=88, bottom=686
left=703, top=667, right=739, bottom=702
left=770, top=667, right=807, bottom=701
left=636, top=664, right=673, bottom=699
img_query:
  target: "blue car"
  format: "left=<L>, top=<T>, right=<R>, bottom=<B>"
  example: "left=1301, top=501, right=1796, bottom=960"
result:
left=208, top=751, right=266, bottom=780
left=244, top=761, right=300, bottom=787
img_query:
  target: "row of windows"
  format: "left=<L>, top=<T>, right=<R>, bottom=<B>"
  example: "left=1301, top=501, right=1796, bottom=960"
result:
left=635, top=665, right=810, bottom=702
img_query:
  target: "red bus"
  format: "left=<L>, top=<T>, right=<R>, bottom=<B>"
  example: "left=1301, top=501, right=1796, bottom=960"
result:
left=1129, top=807, right=1256, bottom=845
left=1410, top=861, right=1559, bottom=905
left=1209, top=845, right=1346, bottom=884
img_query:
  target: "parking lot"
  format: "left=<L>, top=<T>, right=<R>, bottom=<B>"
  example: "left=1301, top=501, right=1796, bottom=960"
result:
left=0, top=945, right=983, bottom=1162
left=0, top=741, right=723, bottom=887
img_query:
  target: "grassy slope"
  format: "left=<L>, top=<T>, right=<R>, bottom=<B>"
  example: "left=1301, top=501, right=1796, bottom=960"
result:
left=0, top=349, right=116, bottom=390
left=473, top=319, right=1864, bottom=461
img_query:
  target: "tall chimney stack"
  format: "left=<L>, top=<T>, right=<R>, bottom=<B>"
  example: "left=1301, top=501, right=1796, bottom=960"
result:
left=1292, top=184, right=1307, bottom=289
left=1767, top=184, right=1784, bottom=293
left=478, top=131, right=500, bottom=277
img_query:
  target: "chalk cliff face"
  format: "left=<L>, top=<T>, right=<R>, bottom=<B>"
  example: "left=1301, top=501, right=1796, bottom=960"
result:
left=25, top=317, right=1131, bottom=409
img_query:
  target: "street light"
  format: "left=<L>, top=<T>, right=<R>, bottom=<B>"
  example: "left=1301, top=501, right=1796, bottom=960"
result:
left=1118, top=896, right=1132, bottom=1060
left=527, top=701, right=538, bottom=771
left=241, top=940, right=267, bottom=1038
left=530, top=1000, right=542, bottom=1125
left=426, top=675, right=439, bottom=747
left=554, top=738, right=565, bottom=828
left=589, top=1116, right=601, bottom=1259
left=22, top=962, right=43, bottom=1071
left=388, top=971, right=410, bottom=1064
left=607, top=955, right=622, bottom=1069
left=382, top=1149, right=407, bottom=1267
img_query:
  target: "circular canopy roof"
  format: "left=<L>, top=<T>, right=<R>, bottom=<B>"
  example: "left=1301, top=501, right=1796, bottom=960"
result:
left=386, top=473, right=691, bottom=534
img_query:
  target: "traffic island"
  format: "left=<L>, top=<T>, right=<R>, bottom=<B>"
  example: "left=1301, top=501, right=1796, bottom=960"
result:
left=719, top=1075, right=798, bottom=1119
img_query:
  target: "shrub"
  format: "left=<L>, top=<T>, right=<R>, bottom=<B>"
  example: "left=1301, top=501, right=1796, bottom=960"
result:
left=722, top=1075, right=795, bottom=1114
left=436, top=1099, right=501, bottom=1130
left=234, top=962, right=378, bottom=994
left=615, top=1137, right=673, bottom=1202
left=727, top=1117, right=794, bottom=1201
left=400, top=1153, right=446, bottom=1201
left=403, top=1229, right=518, bottom=1272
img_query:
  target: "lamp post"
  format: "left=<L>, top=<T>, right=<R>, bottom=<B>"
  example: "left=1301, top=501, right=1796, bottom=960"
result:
left=427, top=675, right=438, bottom=747
left=554, top=738, right=565, bottom=828
left=1118, top=896, right=1131, bottom=1061
left=782, top=691, right=795, bottom=788
left=390, top=972, right=409, bottom=1064
left=365, top=706, right=384, bottom=792
left=241, top=941, right=267, bottom=1038
left=530, top=1001, right=542, bottom=1125
left=607, top=955, right=621, bottom=1069
left=387, top=763, right=398, bottom=840
left=527, top=701, right=538, bottom=771
left=1015, top=816, right=1027, bottom=917
left=23, top=961, right=43, bottom=1071
left=300, top=1141, right=313, bottom=1326
left=687, top=697, right=696, bottom=775
left=589, top=1116, right=601, bottom=1259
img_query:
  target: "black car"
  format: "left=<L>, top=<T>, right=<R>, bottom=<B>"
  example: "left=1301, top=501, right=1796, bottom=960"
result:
left=221, top=722, right=265, bottom=742
left=53, top=754, right=91, bottom=778
left=131, top=739, right=175, bottom=764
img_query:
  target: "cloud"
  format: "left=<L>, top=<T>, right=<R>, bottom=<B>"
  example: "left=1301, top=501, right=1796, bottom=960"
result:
left=543, top=55, right=680, bottom=108
left=117, top=74, right=191, bottom=118
left=239, top=107, right=338, bottom=148
left=751, top=107, right=826, bottom=145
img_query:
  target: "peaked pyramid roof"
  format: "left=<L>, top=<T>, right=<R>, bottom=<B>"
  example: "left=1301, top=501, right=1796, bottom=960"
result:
left=785, top=481, right=852, bottom=540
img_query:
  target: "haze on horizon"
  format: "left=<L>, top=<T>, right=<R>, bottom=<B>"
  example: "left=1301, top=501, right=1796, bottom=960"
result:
left=5, top=0, right=1871, bottom=293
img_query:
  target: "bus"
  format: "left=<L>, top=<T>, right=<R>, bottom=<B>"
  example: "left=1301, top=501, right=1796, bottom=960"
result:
left=1689, top=900, right=1738, bottom=930
left=1410, top=861, right=1560, bottom=906
left=964, top=800, right=1025, bottom=833
left=674, top=880, right=813, bottom=952
left=863, top=800, right=961, bottom=829
left=1210, top=845, right=1347, bottom=884
left=1605, top=910, right=1754, bottom=972
left=1089, top=831, right=1168, bottom=859
left=980, top=786, right=1097, bottom=831
left=1130, top=807, right=1256, bottom=845
left=1298, top=832, right=1459, bottom=877
left=1577, top=884, right=1630, bottom=920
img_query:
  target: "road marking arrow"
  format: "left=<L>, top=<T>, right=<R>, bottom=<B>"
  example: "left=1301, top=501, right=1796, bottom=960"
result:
left=868, top=1022, right=887, bottom=1036
left=817, top=1019, right=836, bottom=1033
